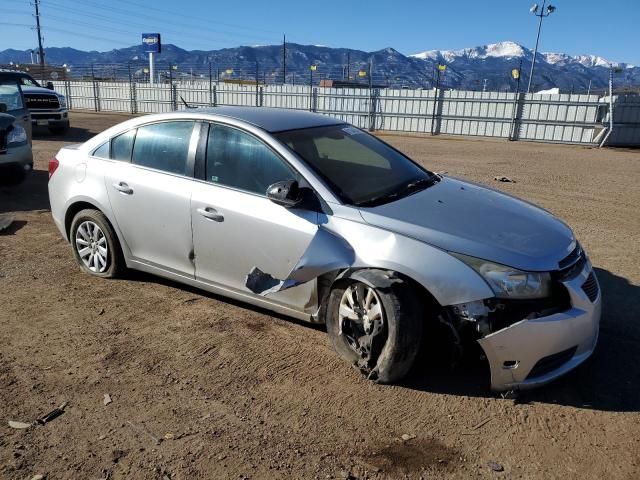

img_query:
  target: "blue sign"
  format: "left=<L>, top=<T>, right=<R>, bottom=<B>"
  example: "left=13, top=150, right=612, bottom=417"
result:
left=142, top=33, right=161, bottom=53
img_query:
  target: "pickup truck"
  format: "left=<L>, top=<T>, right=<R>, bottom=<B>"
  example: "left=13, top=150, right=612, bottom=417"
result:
left=13, top=72, right=70, bottom=134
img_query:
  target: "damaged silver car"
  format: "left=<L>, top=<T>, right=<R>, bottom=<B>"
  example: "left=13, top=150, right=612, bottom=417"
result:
left=48, top=107, right=600, bottom=391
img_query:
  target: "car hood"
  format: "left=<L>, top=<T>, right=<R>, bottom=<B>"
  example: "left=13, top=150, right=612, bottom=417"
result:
left=21, top=86, right=60, bottom=95
left=358, top=176, right=575, bottom=272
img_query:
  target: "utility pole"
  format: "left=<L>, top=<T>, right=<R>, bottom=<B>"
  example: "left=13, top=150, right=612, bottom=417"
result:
left=33, top=0, right=46, bottom=78
left=282, top=34, right=286, bottom=85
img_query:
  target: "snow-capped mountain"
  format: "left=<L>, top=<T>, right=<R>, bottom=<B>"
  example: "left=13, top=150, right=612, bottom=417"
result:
left=412, top=41, right=529, bottom=62
left=410, top=41, right=638, bottom=91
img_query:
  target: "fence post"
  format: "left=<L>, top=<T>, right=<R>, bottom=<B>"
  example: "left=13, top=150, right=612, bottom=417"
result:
left=64, top=80, right=72, bottom=110
left=91, top=64, right=100, bottom=112
left=509, top=92, right=525, bottom=141
left=259, top=86, right=264, bottom=107
left=128, top=63, right=137, bottom=114
left=255, top=61, right=260, bottom=107
left=369, top=88, right=379, bottom=131
left=209, top=62, right=213, bottom=106
left=311, top=87, right=318, bottom=112
left=213, top=84, right=217, bottom=107
left=172, top=83, right=178, bottom=111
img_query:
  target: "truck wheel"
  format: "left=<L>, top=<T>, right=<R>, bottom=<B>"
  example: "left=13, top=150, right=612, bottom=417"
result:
left=326, top=272, right=423, bottom=383
left=70, top=209, right=125, bottom=278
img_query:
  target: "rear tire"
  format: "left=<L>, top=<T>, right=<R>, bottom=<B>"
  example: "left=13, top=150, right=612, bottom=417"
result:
left=326, top=271, right=423, bottom=383
left=70, top=209, right=125, bottom=278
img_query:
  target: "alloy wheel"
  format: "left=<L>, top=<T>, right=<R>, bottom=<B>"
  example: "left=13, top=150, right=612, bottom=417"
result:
left=338, top=283, right=386, bottom=364
left=75, top=220, right=108, bottom=273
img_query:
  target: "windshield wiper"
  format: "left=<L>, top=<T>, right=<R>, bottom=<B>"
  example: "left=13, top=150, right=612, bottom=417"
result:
left=357, top=175, right=438, bottom=207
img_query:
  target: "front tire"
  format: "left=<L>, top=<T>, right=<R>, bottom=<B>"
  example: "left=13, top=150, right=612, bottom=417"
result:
left=326, top=272, right=423, bottom=383
left=70, top=209, right=124, bottom=278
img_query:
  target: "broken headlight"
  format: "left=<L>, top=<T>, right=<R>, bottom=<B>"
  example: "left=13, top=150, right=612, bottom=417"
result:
left=451, top=253, right=551, bottom=299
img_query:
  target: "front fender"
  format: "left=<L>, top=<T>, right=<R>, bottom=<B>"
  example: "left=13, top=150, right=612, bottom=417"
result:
left=327, top=216, right=494, bottom=306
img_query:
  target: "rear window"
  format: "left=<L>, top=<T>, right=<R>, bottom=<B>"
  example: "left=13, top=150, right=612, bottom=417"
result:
left=110, top=130, right=136, bottom=162
left=92, top=142, right=109, bottom=159
left=131, top=121, right=194, bottom=175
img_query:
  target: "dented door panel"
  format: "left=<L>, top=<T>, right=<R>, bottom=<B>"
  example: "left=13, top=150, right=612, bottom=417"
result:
left=191, top=180, right=320, bottom=312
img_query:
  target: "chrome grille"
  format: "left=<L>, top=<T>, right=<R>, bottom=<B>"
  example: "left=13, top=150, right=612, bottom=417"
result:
left=554, top=243, right=586, bottom=281
left=581, top=272, right=599, bottom=302
left=24, top=94, right=60, bottom=110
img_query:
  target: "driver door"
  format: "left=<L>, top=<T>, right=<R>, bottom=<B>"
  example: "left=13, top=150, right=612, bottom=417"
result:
left=191, top=123, right=319, bottom=312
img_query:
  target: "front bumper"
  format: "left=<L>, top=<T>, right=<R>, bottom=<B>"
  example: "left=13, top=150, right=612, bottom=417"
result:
left=478, top=261, right=601, bottom=391
left=0, top=144, right=34, bottom=170
left=31, top=110, right=69, bottom=127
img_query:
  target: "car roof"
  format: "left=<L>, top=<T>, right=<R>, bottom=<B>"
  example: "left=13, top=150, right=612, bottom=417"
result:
left=187, top=106, right=344, bottom=133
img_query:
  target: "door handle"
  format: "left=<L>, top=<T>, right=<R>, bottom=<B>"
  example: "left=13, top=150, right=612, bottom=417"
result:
left=197, top=207, right=224, bottom=222
left=112, top=182, right=133, bottom=195
left=23, top=115, right=30, bottom=121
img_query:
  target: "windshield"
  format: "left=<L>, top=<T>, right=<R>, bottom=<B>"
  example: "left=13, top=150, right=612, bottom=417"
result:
left=275, top=124, right=436, bottom=206
left=0, top=81, right=24, bottom=111
left=19, top=77, right=40, bottom=88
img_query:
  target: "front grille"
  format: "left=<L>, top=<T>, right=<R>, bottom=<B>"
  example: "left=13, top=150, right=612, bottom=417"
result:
left=554, top=243, right=586, bottom=281
left=24, top=94, right=60, bottom=110
left=526, top=346, right=577, bottom=380
left=581, top=272, right=599, bottom=302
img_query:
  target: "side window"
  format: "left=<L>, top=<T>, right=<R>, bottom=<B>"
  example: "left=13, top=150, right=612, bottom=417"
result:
left=206, top=124, right=295, bottom=195
left=131, top=121, right=194, bottom=175
left=92, top=142, right=110, bottom=159
left=110, top=130, right=136, bottom=162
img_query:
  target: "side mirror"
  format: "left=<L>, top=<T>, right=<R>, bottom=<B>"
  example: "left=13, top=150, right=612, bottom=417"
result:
left=266, top=180, right=302, bottom=208
left=46, top=82, right=55, bottom=90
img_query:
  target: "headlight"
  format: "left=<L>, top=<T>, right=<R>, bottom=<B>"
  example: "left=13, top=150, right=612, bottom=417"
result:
left=58, top=95, right=67, bottom=108
left=451, top=252, right=551, bottom=299
left=7, top=125, right=27, bottom=145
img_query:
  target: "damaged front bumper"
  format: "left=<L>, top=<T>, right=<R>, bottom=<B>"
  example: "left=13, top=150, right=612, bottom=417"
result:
left=478, top=262, right=600, bottom=392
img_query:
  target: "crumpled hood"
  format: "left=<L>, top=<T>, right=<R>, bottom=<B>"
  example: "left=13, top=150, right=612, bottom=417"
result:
left=358, top=176, right=575, bottom=272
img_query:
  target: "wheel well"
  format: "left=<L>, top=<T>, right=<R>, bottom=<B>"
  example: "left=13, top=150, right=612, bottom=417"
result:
left=317, top=268, right=442, bottom=322
left=64, top=201, right=102, bottom=239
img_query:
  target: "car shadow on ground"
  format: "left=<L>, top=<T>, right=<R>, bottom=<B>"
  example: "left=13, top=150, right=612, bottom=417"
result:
left=0, top=170, right=50, bottom=214
left=403, top=267, right=640, bottom=413
left=126, top=265, right=639, bottom=413
left=32, top=126, right=95, bottom=143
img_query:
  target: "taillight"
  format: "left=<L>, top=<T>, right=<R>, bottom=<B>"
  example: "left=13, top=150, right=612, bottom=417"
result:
left=48, top=156, right=59, bottom=179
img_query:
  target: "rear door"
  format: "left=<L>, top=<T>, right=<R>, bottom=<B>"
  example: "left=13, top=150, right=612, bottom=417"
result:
left=104, top=120, right=198, bottom=276
left=191, top=122, right=319, bottom=311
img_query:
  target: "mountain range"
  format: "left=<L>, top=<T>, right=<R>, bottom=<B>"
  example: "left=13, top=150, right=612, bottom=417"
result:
left=1, top=41, right=637, bottom=92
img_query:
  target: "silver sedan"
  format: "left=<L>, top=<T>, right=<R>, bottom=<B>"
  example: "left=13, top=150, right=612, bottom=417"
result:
left=48, top=107, right=600, bottom=392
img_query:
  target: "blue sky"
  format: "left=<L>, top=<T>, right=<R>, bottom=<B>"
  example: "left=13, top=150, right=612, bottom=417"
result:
left=2, top=0, right=639, bottom=64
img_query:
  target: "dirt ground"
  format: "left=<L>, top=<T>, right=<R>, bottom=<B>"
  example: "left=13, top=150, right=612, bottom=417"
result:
left=1, top=112, right=639, bottom=480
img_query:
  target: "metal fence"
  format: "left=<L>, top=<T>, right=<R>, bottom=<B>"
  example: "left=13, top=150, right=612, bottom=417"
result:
left=53, top=80, right=640, bottom=147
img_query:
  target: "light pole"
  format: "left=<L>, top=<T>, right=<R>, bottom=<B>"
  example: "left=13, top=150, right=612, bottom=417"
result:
left=527, top=1, right=556, bottom=93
